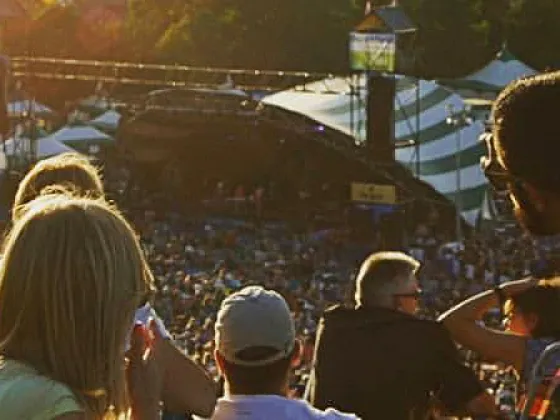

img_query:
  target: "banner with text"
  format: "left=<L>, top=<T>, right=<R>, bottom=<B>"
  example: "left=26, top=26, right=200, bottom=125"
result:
left=351, top=183, right=397, bottom=204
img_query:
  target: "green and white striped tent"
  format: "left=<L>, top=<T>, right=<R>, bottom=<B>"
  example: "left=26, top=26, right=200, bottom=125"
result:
left=262, top=76, right=487, bottom=225
left=445, top=46, right=537, bottom=92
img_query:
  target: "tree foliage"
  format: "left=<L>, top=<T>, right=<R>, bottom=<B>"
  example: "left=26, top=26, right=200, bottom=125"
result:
left=4, top=0, right=560, bottom=76
left=506, top=0, right=560, bottom=70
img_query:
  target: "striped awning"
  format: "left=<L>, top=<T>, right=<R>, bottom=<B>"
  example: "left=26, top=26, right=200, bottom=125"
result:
left=444, top=47, right=537, bottom=92
left=262, top=75, right=488, bottom=225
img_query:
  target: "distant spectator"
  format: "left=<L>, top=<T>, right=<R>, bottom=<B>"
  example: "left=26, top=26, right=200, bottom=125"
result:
left=12, top=153, right=104, bottom=221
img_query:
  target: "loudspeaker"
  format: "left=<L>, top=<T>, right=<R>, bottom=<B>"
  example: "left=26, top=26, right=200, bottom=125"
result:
left=379, top=208, right=405, bottom=249
left=0, top=56, right=10, bottom=138
left=366, top=74, right=395, bottom=163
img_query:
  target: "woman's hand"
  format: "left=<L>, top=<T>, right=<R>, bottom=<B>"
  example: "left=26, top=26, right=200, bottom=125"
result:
left=126, top=320, right=164, bottom=420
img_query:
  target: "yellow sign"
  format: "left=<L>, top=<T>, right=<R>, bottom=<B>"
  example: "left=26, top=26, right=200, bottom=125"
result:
left=351, top=183, right=396, bottom=204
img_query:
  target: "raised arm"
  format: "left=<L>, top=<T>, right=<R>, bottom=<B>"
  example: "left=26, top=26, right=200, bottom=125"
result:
left=139, top=303, right=217, bottom=417
left=438, top=278, right=537, bottom=372
left=160, top=338, right=217, bottom=417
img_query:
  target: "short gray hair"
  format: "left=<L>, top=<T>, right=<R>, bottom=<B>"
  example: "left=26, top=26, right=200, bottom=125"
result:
left=354, top=251, right=420, bottom=307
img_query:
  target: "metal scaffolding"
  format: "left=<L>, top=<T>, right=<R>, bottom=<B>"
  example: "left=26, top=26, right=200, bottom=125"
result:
left=11, top=56, right=334, bottom=92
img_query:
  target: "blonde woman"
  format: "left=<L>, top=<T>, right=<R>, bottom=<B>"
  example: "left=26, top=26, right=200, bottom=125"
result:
left=11, top=153, right=217, bottom=417
left=0, top=193, right=159, bottom=419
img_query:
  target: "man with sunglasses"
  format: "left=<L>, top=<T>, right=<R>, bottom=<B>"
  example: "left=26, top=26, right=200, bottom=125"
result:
left=482, top=71, right=560, bottom=238
left=443, top=71, right=560, bottom=419
left=308, top=252, right=497, bottom=420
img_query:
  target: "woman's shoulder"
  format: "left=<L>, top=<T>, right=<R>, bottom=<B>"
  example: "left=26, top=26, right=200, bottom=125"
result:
left=0, top=359, right=83, bottom=419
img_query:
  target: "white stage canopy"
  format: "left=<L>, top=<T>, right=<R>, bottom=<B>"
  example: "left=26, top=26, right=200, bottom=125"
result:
left=263, top=75, right=488, bottom=225
left=445, top=46, right=537, bottom=92
left=43, top=125, right=114, bottom=147
left=88, top=110, right=121, bottom=132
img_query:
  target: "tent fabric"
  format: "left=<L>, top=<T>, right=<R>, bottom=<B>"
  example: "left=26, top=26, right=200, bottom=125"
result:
left=8, top=100, right=55, bottom=118
left=88, top=110, right=121, bottom=132
left=262, top=75, right=488, bottom=225
left=480, top=189, right=498, bottom=222
left=43, top=126, right=113, bottom=147
left=2, top=136, right=76, bottom=159
left=446, top=47, right=537, bottom=92
left=78, top=96, right=110, bottom=116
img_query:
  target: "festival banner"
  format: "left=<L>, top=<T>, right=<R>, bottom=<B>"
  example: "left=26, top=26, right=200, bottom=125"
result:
left=349, top=32, right=396, bottom=72
left=351, top=183, right=397, bottom=204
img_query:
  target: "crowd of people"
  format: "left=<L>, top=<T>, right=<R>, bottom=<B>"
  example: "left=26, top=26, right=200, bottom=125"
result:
left=106, top=175, right=560, bottom=380
left=96, top=69, right=560, bottom=418
left=0, top=70, right=558, bottom=420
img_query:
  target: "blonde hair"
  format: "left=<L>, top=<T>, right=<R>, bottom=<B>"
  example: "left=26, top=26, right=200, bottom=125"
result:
left=12, top=153, right=104, bottom=222
left=0, top=192, right=152, bottom=418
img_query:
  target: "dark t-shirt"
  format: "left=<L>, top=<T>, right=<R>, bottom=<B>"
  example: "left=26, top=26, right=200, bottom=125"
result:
left=309, top=306, right=483, bottom=420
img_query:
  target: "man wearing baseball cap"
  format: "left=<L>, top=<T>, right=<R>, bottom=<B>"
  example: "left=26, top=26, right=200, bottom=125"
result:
left=210, top=286, right=359, bottom=419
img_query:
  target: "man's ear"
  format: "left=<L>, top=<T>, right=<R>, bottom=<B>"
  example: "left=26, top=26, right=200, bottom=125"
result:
left=214, top=348, right=226, bottom=376
left=290, top=340, right=302, bottom=368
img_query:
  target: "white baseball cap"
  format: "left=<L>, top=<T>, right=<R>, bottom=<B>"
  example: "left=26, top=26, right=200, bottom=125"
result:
left=215, top=286, right=295, bottom=366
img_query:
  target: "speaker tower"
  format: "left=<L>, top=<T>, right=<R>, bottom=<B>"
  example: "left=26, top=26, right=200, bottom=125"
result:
left=366, top=73, right=395, bottom=163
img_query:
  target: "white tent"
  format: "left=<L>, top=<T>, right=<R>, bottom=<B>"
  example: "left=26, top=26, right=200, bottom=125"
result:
left=446, top=46, right=537, bottom=92
left=43, top=125, right=113, bottom=148
left=8, top=100, right=55, bottom=118
left=2, top=136, right=76, bottom=159
left=262, top=76, right=487, bottom=225
left=88, top=110, right=121, bottom=132
left=216, top=74, right=248, bottom=96
left=78, top=95, right=110, bottom=114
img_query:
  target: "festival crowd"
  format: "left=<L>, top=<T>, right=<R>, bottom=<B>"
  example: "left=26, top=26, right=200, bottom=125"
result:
left=107, top=177, right=557, bottom=397
left=0, top=70, right=559, bottom=420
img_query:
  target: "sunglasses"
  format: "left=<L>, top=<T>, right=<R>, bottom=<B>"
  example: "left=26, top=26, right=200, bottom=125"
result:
left=480, top=132, right=524, bottom=193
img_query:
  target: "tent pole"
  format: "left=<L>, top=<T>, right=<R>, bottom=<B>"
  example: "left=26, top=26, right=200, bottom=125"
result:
left=415, top=77, right=420, bottom=178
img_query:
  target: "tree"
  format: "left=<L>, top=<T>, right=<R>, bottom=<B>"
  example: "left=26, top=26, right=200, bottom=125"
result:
left=400, top=0, right=491, bottom=77
left=7, top=0, right=560, bottom=77
left=152, top=0, right=362, bottom=71
left=506, top=0, right=560, bottom=70
left=25, top=4, right=80, bottom=57
left=123, top=0, right=180, bottom=61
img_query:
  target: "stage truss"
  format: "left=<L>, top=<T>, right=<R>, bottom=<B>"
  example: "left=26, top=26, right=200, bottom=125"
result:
left=8, top=56, right=428, bottom=203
